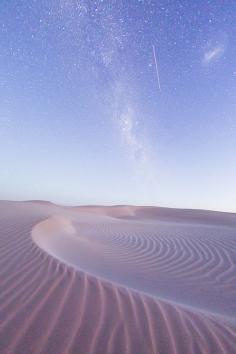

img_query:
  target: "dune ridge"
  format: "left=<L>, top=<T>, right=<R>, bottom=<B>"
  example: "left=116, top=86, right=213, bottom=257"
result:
left=0, top=201, right=236, bottom=354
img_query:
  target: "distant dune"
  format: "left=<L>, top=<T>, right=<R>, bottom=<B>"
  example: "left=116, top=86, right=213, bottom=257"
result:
left=0, top=201, right=236, bottom=354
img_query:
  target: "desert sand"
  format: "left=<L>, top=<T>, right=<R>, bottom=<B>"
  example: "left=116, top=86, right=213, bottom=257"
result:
left=0, top=200, right=236, bottom=354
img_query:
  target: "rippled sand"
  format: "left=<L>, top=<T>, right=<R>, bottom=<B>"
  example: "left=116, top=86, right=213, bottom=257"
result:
left=1, top=201, right=236, bottom=354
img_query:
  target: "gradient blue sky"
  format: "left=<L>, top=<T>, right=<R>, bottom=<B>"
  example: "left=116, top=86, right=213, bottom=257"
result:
left=0, top=1, right=236, bottom=211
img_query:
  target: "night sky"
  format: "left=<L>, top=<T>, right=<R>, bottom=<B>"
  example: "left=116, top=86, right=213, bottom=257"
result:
left=1, top=1, right=236, bottom=211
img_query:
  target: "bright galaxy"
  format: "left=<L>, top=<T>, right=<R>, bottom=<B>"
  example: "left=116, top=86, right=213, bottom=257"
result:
left=0, top=1, right=236, bottom=211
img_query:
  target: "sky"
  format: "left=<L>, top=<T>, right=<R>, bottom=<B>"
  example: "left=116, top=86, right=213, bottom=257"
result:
left=0, top=0, right=236, bottom=212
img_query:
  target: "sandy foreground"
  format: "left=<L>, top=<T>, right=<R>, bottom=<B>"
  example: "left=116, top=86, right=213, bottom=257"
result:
left=0, top=200, right=236, bottom=354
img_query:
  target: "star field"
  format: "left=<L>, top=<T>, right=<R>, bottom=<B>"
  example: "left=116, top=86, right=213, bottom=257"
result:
left=0, top=1, right=235, bottom=211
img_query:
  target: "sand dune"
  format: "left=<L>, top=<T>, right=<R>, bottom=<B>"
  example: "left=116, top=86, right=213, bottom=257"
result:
left=0, top=201, right=236, bottom=354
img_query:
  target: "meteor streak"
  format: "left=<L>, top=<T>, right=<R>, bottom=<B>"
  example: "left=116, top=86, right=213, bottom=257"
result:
left=152, top=45, right=161, bottom=92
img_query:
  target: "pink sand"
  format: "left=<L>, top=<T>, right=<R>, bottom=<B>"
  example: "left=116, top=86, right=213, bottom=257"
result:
left=0, top=200, right=236, bottom=354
